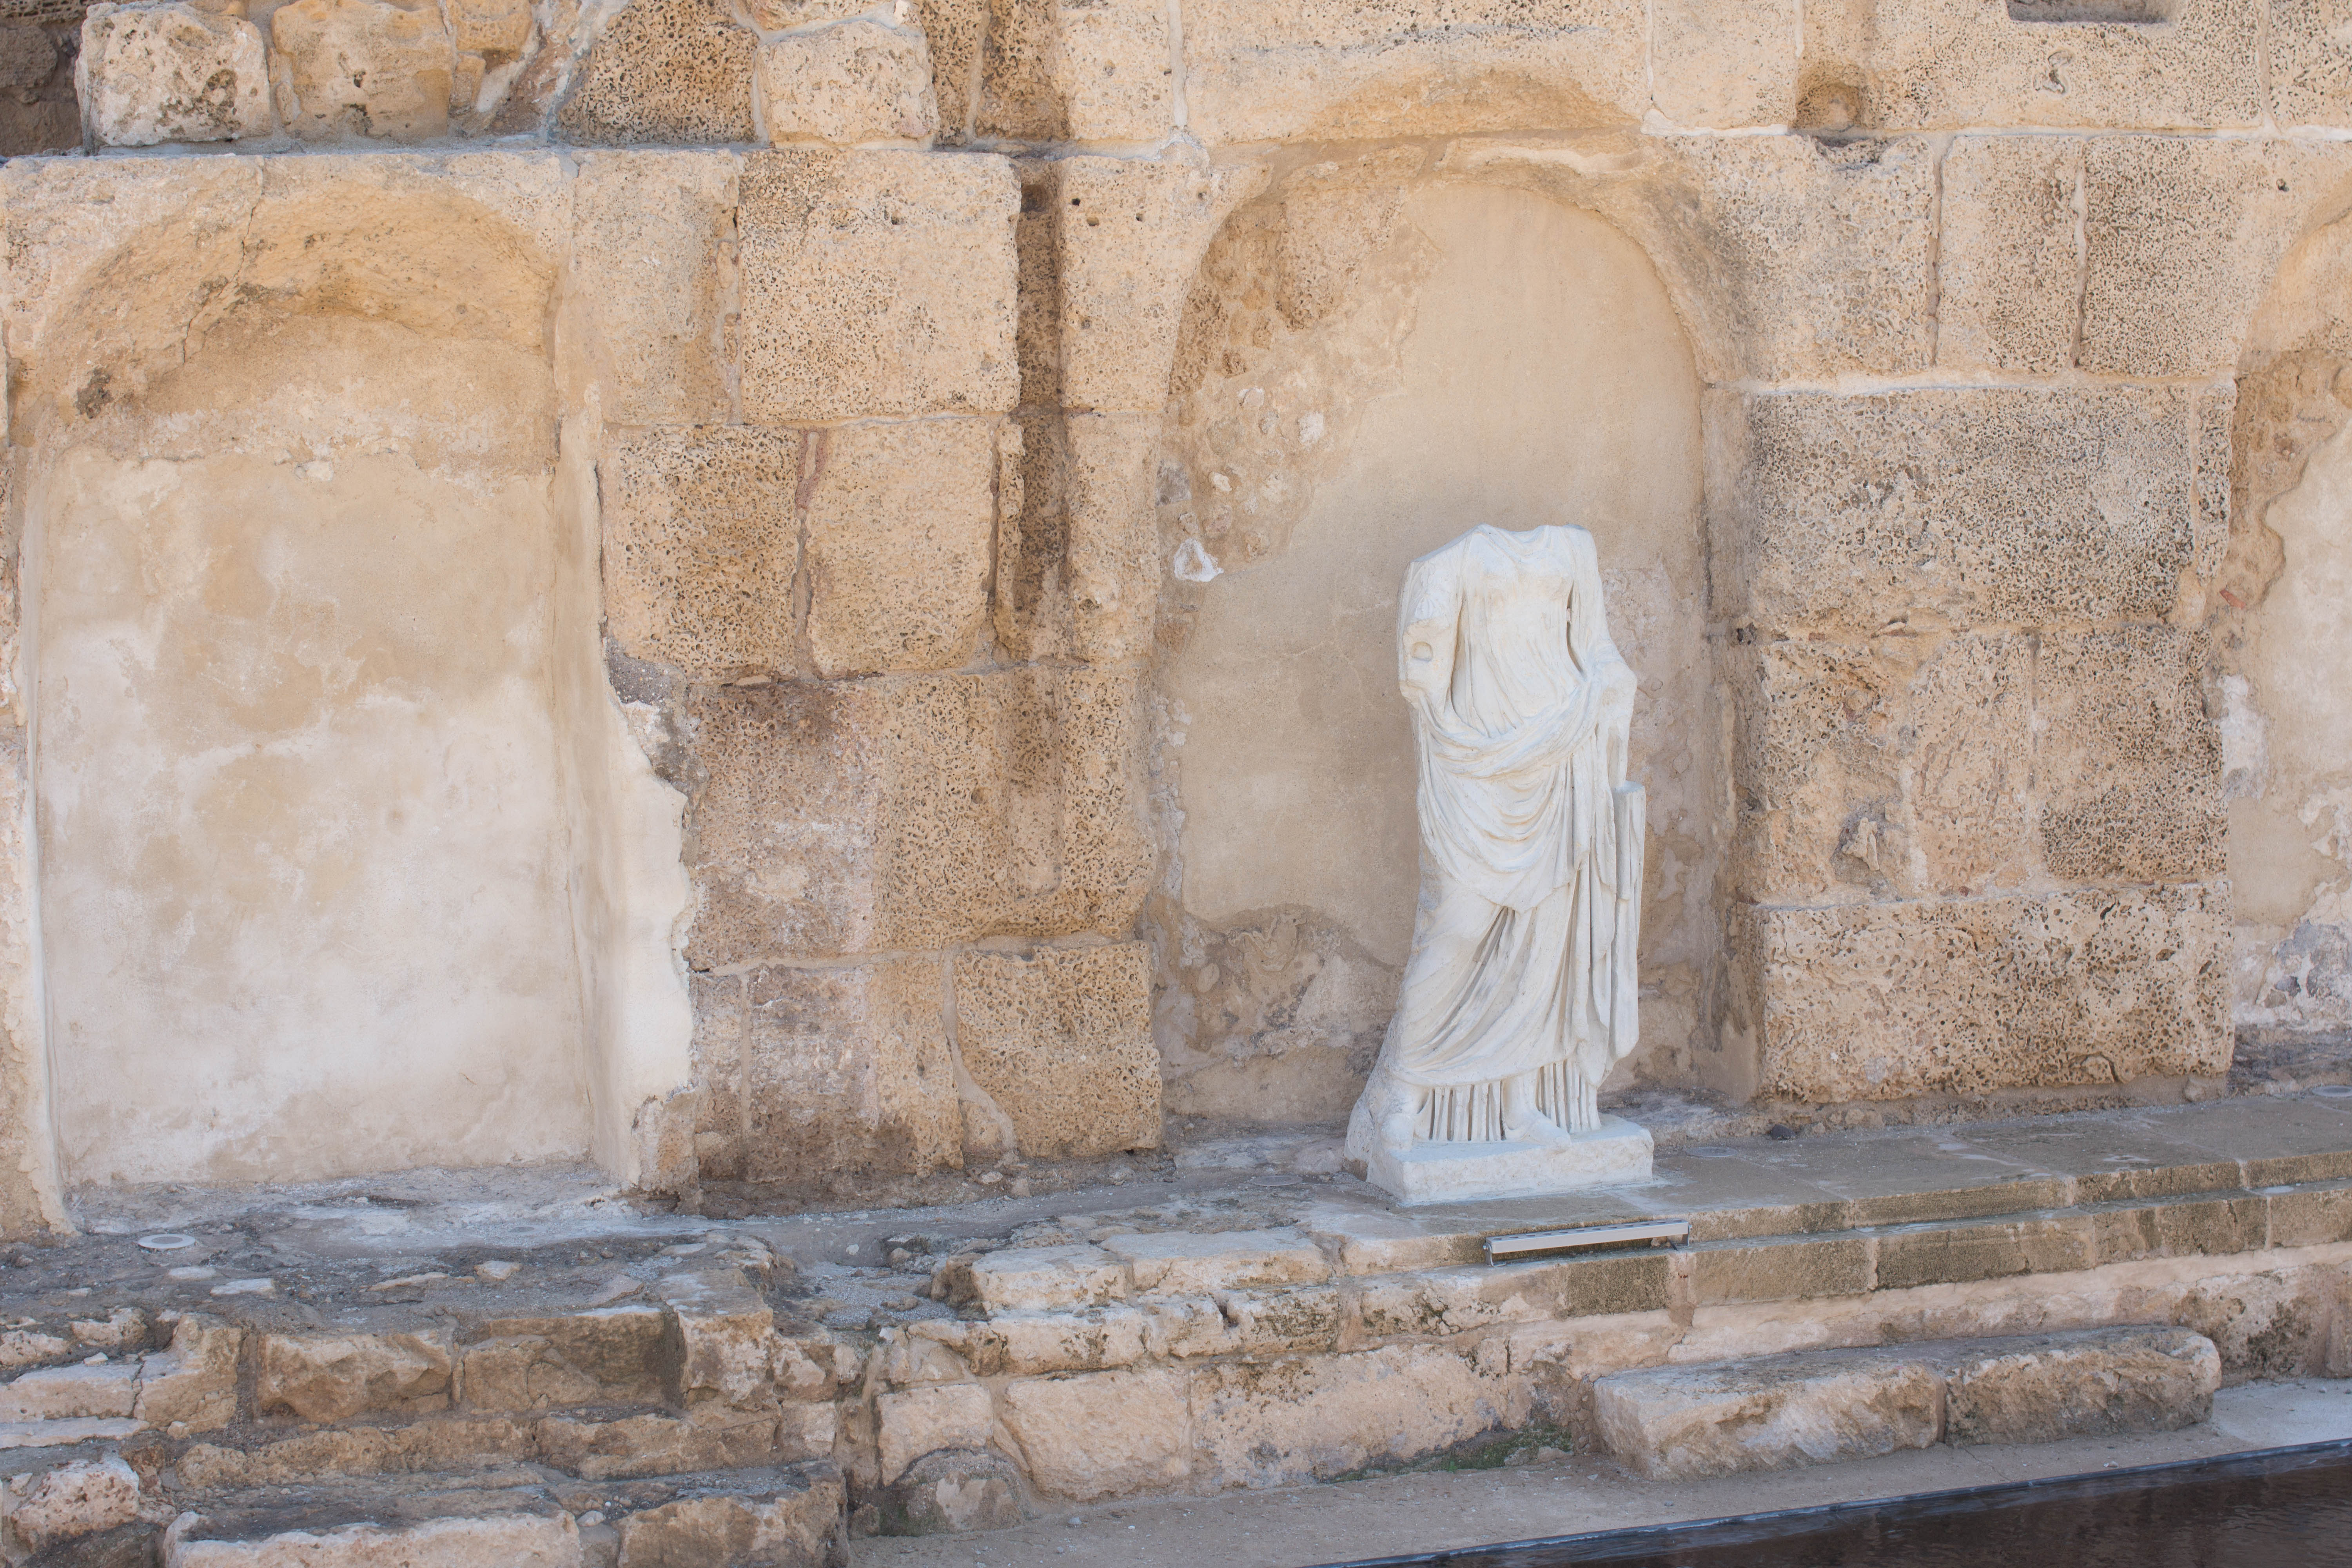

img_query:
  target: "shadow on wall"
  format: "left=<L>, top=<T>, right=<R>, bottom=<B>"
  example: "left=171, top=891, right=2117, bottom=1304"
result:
left=1149, top=176, right=1719, bottom=1127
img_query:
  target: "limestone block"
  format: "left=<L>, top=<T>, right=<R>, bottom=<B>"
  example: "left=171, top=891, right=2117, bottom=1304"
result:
left=2034, top=628, right=2223, bottom=885
left=9, top=1455, right=140, bottom=1554
left=472, top=1307, right=668, bottom=1406
left=450, top=0, right=532, bottom=58
left=905, top=0, right=979, bottom=140
left=1728, top=633, right=2034, bottom=905
left=271, top=0, right=454, bottom=142
left=913, top=1306, right=1154, bottom=1376
left=1356, top=1255, right=1672, bottom=1338
left=461, top=1337, right=607, bottom=1411
left=2080, top=138, right=2352, bottom=377
left=0, top=1333, right=67, bottom=1374
left=968, top=1244, right=1129, bottom=1312
left=572, top=152, right=737, bottom=426
left=1056, top=158, right=1267, bottom=413
left=739, top=149, right=1018, bottom=421
left=1871, top=1216, right=2096, bottom=1290
left=1737, top=884, right=2232, bottom=1102
left=0, top=1362, right=138, bottom=1422
left=803, top=418, right=996, bottom=677
left=1710, top=387, right=2194, bottom=635
left=76, top=2, right=268, bottom=145
left=877, top=1381, right=993, bottom=1483
left=1937, top=135, right=2082, bottom=375
left=557, top=0, right=756, bottom=145
left=879, top=1448, right=1026, bottom=1535
left=1180, top=0, right=1645, bottom=144
left=1650, top=0, right=1798, bottom=127
left=953, top=944, right=1158, bottom=1159
left=1945, top=1328, right=2221, bottom=1443
left=1059, top=413, right=1159, bottom=663
left=255, top=1330, right=455, bottom=1423
left=742, top=958, right=963, bottom=1185
left=656, top=1270, right=777, bottom=1412
left=538, top=1410, right=782, bottom=1479
left=1299, top=1207, right=1485, bottom=1276
left=614, top=1469, right=846, bottom=1567
left=1098, top=1229, right=1329, bottom=1294
left=1210, top=1287, right=1344, bottom=1356
left=601, top=426, right=799, bottom=681
left=972, top=0, right=1171, bottom=142
left=1801, top=0, right=2259, bottom=132
left=757, top=18, right=936, bottom=145
left=133, top=1314, right=240, bottom=1430
left=164, top=1512, right=581, bottom=1566
left=686, top=668, right=1151, bottom=962
left=2273, top=0, right=2352, bottom=126
left=999, top=1368, right=1188, bottom=1499
left=1190, top=1346, right=1523, bottom=1489
left=1594, top=1350, right=1942, bottom=1480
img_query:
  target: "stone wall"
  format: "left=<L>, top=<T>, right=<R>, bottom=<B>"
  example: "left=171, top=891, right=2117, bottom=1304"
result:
left=0, top=0, right=2343, bottom=1214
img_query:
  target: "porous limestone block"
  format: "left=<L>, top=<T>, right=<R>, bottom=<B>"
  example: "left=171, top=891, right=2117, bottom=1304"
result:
left=468, top=1307, right=668, bottom=1408
left=1180, top=0, right=1645, bottom=143
left=613, top=1468, right=846, bottom=1566
left=2272, top=0, right=2352, bottom=126
left=1727, top=633, right=2034, bottom=906
left=1937, top=135, right=2082, bottom=375
left=557, top=0, right=756, bottom=145
left=0, top=1362, right=138, bottom=1423
left=999, top=1368, right=1189, bottom=1500
left=1056, top=158, right=1267, bottom=412
left=1942, top=1327, right=2220, bottom=1445
left=271, top=0, right=454, bottom=142
left=1594, top=1350, right=1943, bottom=1480
left=538, top=1409, right=786, bottom=1480
left=1710, top=386, right=2194, bottom=635
left=134, top=1313, right=240, bottom=1430
left=601, top=425, right=799, bottom=681
left=741, top=958, right=964, bottom=1186
left=1356, top=1254, right=1673, bottom=1339
left=1098, top=1229, right=1330, bottom=1294
left=913, top=1306, right=1154, bottom=1376
left=449, top=0, right=532, bottom=58
left=1737, top=884, right=2232, bottom=1103
left=2034, top=628, right=2223, bottom=886
left=1059, top=412, right=1159, bottom=664
left=877, top=1381, right=994, bottom=1483
left=739, top=149, right=1018, bottom=421
left=1364, top=1118, right=1654, bottom=1207
left=656, top=1270, right=777, bottom=1413
left=572, top=152, right=738, bottom=426
left=163, top=1512, right=581, bottom=1567
left=1190, top=1346, right=1524, bottom=1489
left=687, top=670, right=1151, bottom=962
left=254, top=1329, right=455, bottom=1423
left=1210, top=1287, right=1345, bottom=1356
left=967, top=1245, right=1130, bottom=1312
left=1649, top=0, right=1798, bottom=127
left=1800, top=0, right=2259, bottom=132
left=2080, top=138, right=2352, bottom=377
left=905, top=0, right=979, bottom=140
left=953, top=944, right=1159, bottom=1159
left=970, top=0, right=1171, bottom=142
left=757, top=18, right=936, bottom=145
left=880, top=1448, right=1026, bottom=1535
left=9, top=1455, right=140, bottom=1555
left=803, top=417, right=997, bottom=677
left=76, top=2, right=268, bottom=145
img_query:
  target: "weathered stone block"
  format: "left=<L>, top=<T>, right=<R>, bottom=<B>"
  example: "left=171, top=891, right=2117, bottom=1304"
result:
left=1937, top=135, right=2081, bottom=374
left=1650, top=0, right=1797, bottom=127
left=255, top=1330, right=454, bottom=1422
left=613, top=1467, right=845, bottom=1568
left=10, top=1455, right=140, bottom=1555
left=1000, top=1368, right=1189, bottom=1499
left=1802, top=0, right=2259, bottom=131
left=1099, top=1229, right=1329, bottom=1294
left=1356, top=1254, right=1673, bottom=1339
left=2265, top=1183, right=2352, bottom=1247
left=271, top=0, right=453, bottom=142
left=657, top=1270, right=777, bottom=1413
left=742, top=957, right=963, bottom=1185
left=757, top=18, right=936, bottom=145
left=1873, top=1217, right=2096, bottom=1290
left=1191, top=1347, right=1521, bottom=1488
left=973, top=0, right=1171, bottom=142
left=2272, top=0, right=2352, bottom=126
left=803, top=417, right=997, bottom=678
left=878, top=1447, right=1026, bottom=1535
left=572, top=152, right=737, bottom=426
left=165, top=1510, right=582, bottom=1567
left=686, top=668, right=1151, bottom=963
left=469, top=1309, right=667, bottom=1409
left=1595, top=1350, right=1942, bottom=1480
left=1711, top=387, right=2194, bottom=634
left=1738, top=885, right=2232, bottom=1102
left=0, top=1362, right=138, bottom=1422
left=2034, top=628, right=2224, bottom=885
left=967, top=1245, right=1130, bottom=1312
left=539, top=1410, right=782, bottom=1479
left=1690, top=1236, right=1872, bottom=1305
left=134, top=1313, right=240, bottom=1430
left=77, top=2, right=268, bottom=145
left=602, top=425, right=799, bottom=681
left=877, top=1381, right=993, bottom=1483
left=739, top=149, right=1018, bottom=421
left=1943, top=1327, right=2220, bottom=1444
left=953, top=944, right=1158, bottom=1159
left=1211, top=1287, right=1344, bottom=1356
left=557, top=0, right=756, bottom=145
left=1301, top=1207, right=1484, bottom=1276
left=2092, top=1197, right=2267, bottom=1264
left=1061, top=412, right=1160, bottom=664
left=1181, top=0, right=1644, bottom=143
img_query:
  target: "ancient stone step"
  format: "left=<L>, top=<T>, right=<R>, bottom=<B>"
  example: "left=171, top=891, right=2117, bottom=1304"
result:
left=1593, top=1325, right=2222, bottom=1481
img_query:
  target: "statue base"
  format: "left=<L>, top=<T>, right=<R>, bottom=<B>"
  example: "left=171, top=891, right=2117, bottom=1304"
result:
left=1362, top=1114, right=1653, bottom=1206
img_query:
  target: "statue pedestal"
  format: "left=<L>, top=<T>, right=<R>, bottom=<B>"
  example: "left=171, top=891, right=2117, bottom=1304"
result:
left=1362, top=1115, right=1653, bottom=1206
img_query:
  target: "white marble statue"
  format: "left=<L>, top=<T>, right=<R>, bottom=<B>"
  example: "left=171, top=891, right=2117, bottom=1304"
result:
left=1346, top=523, right=1651, bottom=1202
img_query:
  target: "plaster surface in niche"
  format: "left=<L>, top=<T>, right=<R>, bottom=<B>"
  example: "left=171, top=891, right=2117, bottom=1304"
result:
left=33, top=311, right=595, bottom=1184
left=1156, top=183, right=1714, bottom=1125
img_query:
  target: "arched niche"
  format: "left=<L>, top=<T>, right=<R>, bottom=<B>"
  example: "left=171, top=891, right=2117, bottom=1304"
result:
left=1151, top=176, right=1718, bottom=1125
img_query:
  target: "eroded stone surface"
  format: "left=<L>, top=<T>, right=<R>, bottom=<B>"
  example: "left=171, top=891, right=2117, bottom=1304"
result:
left=757, top=18, right=936, bottom=145
left=78, top=2, right=268, bottom=145
left=954, top=945, right=1159, bottom=1160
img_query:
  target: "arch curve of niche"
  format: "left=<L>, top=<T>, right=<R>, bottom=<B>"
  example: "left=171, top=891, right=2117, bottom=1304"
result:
left=10, top=169, right=692, bottom=1190
left=1149, top=174, right=1722, bottom=1126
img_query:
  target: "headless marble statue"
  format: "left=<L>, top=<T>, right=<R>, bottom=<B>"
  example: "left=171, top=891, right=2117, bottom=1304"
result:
left=1345, top=523, right=1653, bottom=1203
